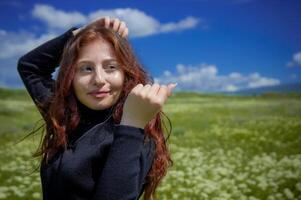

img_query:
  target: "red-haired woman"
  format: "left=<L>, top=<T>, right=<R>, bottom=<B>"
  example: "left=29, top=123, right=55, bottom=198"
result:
left=17, top=17, right=176, bottom=200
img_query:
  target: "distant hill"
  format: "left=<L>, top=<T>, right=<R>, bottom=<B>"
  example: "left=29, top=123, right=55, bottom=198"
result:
left=228, top=82, right=301, bottom=95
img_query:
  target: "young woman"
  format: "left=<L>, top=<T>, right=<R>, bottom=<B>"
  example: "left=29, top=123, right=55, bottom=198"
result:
left=17, top=17, right=176, bottom=200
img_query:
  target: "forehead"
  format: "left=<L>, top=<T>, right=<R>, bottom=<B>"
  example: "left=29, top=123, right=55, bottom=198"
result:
left=77, top=38, right=117, bottom=62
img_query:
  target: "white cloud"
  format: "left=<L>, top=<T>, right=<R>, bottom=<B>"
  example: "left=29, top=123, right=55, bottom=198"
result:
left=88, top=8, right=160, bottom=37
left=159, top=16, right=199, bottom=33
left=32, top=4, right=86, bottom=30
left=1, top=5, right=200, bottom=59
left=0, top=4, right=200, bottom=88
left=229, top=72, right=242, bottom=79
left=89, top=8, right=200, bottom=37
left=154, top=63, right=280, bottom=92
left=247, top=73, right=280, bottom=88
left=286, top=51, right=301, bottom=67
left=163, top=70, right=172, bottom=76
left=293, top=52, right=301, bottom=65
left=0, top=29, right=58, bottom=88
left=8, top=5, right=200, bottom=57
left=223, top=84, right=238, bottom=92
left=0, top=29, right=56, bottom=59
left=31, top=4, right=200, bottom=37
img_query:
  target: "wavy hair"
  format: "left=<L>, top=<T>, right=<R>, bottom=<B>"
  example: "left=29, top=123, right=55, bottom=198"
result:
left=25, top=20, right=173, bottom=200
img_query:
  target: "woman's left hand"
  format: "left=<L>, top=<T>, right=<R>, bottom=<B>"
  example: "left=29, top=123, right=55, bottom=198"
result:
left=120, top=83, right=177, bottom=129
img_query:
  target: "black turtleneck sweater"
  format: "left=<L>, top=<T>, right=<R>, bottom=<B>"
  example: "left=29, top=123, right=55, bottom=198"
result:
left=67, top=98, right=114, bottom=148
left=17, top=27, right=155, bottom=200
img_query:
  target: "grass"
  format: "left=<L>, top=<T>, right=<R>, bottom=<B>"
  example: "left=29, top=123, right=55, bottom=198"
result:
left=0, top=88, right=300, bottom=200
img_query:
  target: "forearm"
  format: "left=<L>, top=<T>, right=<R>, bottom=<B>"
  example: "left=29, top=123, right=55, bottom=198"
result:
left=18, top=27, right=78, bottom=75
left=17, top=27, right=78, bottom=115
left=92, top=125, right=154, bottom=200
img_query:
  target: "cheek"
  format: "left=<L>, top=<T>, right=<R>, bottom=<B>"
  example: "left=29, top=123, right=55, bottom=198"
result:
left=73, top=76, right=88, bottom=94
left=110, top=72, right=124, bottom=88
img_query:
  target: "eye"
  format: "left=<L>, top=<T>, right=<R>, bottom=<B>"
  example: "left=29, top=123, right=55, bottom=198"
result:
left=105, top=64, right=118, bottom=71
left=80, top=65, right=93, bottom=72
left=109, top=65, right=116, bottom=69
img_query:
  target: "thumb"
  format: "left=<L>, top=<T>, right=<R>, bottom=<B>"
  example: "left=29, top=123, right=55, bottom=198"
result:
left=167, top=83, right=177, bottom=96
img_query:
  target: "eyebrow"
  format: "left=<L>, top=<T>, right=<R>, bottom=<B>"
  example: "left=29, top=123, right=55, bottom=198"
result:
left=77, top=59, right=118, bottom=65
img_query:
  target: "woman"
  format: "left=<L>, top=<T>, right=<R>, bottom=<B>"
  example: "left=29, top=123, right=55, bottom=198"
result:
left=17, top=17, right=176, bottom=200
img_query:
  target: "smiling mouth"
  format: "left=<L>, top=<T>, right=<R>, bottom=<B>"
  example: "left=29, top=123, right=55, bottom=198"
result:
left=89, top=91, right=110, bottom=98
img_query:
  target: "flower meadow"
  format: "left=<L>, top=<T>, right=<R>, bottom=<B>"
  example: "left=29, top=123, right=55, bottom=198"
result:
left=0, top=89, right=300, bottom=200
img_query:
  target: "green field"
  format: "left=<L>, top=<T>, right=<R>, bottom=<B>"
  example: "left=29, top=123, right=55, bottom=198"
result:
left=0, top=88, right=300, bottom=200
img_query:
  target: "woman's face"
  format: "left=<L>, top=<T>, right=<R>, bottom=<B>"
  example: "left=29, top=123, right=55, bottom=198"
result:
left=72, top=38, right=125, bottom=110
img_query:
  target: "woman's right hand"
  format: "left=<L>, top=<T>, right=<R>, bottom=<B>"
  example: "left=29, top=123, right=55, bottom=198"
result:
left=72, top=17, right=129, bottom=38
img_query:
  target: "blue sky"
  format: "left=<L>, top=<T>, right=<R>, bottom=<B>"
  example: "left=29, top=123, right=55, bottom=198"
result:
left=0, top=0, right=300, bottom=92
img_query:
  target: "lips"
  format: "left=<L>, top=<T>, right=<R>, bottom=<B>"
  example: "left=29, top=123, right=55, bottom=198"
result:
left=88, top=90, right=110, bottom=95
left=88, top=90, right=110, bottom=98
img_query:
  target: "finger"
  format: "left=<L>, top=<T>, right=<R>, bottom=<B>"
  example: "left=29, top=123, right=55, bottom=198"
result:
left=140, top=84, right=152, bottom=98
left=157, top=85, right=168, bottom=105
left=148, top=83, right=160, bottom=98
left=118, top=21, right=126, bottom=36
left=121, top=28, right=129, bottom=38
left=167, top=83, right=177, bottom=97
left=131, top=83, right=143, bottom=94
left=112, top=18, right=121, bottom=31
left=104, top=16, right=110, bottom=28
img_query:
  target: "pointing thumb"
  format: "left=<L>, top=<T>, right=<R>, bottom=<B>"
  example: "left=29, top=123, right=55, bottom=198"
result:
left=167, top=83, right=177, bottom=96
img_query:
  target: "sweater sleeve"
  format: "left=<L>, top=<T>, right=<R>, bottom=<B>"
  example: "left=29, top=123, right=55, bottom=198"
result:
left=92, top=124, right=156, bottom=200
left=17, top=27, right=78, bottom=116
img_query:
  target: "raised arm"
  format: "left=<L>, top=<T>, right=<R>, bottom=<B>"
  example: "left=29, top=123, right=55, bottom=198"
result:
left=17, top=17, right=129, bottom=117
left=92, top=125, right=155, bottom=200
left=17, top=27, right=78, bottom=116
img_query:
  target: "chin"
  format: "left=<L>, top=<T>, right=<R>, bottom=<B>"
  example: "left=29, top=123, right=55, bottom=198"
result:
left=90, top=101, right=115, bottom=110
left=89, top=104, right=111, bottom=110
left=84, top=95, right=119, bottom=110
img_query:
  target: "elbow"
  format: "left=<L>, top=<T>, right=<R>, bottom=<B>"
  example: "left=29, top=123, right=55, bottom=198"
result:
left=17, top=55, right=27, bottom=73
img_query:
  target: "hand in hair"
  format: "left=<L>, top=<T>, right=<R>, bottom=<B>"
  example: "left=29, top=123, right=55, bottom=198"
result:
left=72, top=16, right=129, bottom=38
left=120, top=83, right=177, bottom=129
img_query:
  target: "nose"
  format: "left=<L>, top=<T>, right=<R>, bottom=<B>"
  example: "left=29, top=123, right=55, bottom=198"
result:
left=93, top=68, right=106, bottom=86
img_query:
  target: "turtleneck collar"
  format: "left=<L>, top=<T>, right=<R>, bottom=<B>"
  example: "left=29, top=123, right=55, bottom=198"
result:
left=76, top=98, right=114, bottom=125
left=68, top=99, right=115, bottom=146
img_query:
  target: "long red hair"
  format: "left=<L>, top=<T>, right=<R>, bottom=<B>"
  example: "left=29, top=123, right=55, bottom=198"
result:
left=28, top=20, right=173, bottom=200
